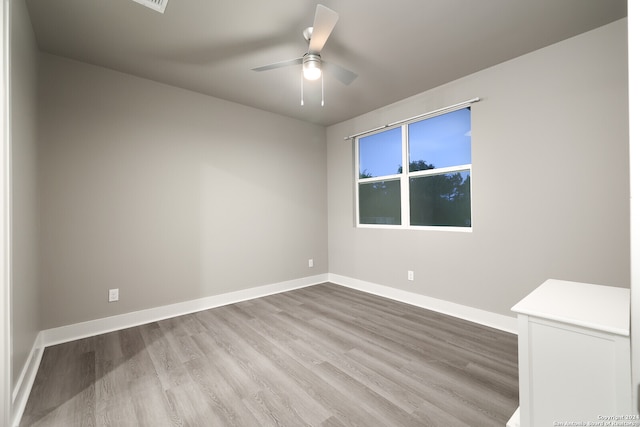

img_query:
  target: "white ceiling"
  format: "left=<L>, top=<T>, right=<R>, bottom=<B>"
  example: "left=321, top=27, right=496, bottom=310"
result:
left=25, top=0, right=627, bottom=126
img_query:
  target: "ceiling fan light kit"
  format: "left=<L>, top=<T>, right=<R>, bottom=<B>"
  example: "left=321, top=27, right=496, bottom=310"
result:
left=252, top=4, right=357, bottom=106
left=300, top=61, right=325, bottom=107
left=302, top=54, right=322, bottom=81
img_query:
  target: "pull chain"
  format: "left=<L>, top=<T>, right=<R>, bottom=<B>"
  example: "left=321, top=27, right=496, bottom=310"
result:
left=300, top=70, right=304, bottom=106
left=321, top=72, right=325, bottom=107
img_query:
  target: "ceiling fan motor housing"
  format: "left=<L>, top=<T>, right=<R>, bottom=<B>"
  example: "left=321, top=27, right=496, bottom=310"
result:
left=303, top=26, right=314, bottom=42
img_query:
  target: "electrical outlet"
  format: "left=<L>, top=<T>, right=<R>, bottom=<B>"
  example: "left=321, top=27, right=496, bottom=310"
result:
left=308, top=259, right=314, bottom=268
left=108, top=288, right=119, bottom=302
left=408, top=270, right=414, bottom=281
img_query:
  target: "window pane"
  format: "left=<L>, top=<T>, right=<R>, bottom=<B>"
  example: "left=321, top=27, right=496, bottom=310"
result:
left=359, top=180, right=401, bottom=225
left=358, top=127, right=402, bottom=178
left=410, top=171, right=471, bottom=227
left=408, top=108, right=471, bottom=170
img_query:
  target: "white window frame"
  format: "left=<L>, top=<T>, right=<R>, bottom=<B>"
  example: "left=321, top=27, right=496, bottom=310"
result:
left=355, top=107, right=472, bottom=232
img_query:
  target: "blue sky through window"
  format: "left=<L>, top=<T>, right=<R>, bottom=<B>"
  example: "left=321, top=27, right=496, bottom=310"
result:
left=359, top=127, right=402, bottom=177
left=409, top=108, right=471, bottom=168
left=358, top=108, right=471, bottom=177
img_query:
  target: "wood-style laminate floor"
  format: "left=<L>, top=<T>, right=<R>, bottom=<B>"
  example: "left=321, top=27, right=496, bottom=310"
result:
left=20, top=283, right=519, bottom=426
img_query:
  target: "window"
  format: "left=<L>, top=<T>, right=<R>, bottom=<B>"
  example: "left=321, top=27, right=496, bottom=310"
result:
left=356, top=107, right=472, bottom=229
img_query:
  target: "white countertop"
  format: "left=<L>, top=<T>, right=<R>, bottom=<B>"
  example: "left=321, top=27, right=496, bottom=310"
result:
left=511, top=279, right=630, bottom=336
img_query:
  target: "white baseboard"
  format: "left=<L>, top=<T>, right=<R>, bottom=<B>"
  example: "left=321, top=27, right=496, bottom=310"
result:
left=328, top=273, right=518, bottom=334
left=38, top=272, right=516, bottom=348
left=11, top=274, right=328, bottom=427
left=507, top=407, right=520, bottom=427
left=13, top=272, right=516, bottom=426
left=11, top=332, right=44, bottom=427
left=41, top=274, right=330, bottom=347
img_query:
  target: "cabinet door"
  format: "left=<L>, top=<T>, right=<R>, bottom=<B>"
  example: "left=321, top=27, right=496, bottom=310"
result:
left=528, top=319, right=628, bottom=426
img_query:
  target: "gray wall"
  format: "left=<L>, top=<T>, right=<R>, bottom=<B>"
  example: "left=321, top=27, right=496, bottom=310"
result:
left=38, top=54, right=327, bottom=329
left=11, top=0, right=40, bottom=390
left=327, top=19, right=629, bottom=318
left=19, top=12, right=632, bottom=341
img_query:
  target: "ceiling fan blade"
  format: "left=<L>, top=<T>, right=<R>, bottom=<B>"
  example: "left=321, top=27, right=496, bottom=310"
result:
left=252, top=57, right=303, bottom=72
left=323, top=60, right=358, bottom=85
left=308, top=4, right=339, bottom=54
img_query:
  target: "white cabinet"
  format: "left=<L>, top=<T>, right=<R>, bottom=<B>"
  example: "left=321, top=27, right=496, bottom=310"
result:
left=510, top=279, right=632, bottom=427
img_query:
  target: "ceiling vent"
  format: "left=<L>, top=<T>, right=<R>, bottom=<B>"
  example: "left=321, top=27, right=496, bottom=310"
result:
left=131, top=0, right=168, bottom=13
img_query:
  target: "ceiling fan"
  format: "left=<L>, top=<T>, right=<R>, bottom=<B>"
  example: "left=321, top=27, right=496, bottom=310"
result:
left=251, top=4, right=358, bottom=88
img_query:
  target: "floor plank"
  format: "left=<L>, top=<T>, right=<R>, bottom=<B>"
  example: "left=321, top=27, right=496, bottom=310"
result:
left=20, top=283, right=519, bottom=426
